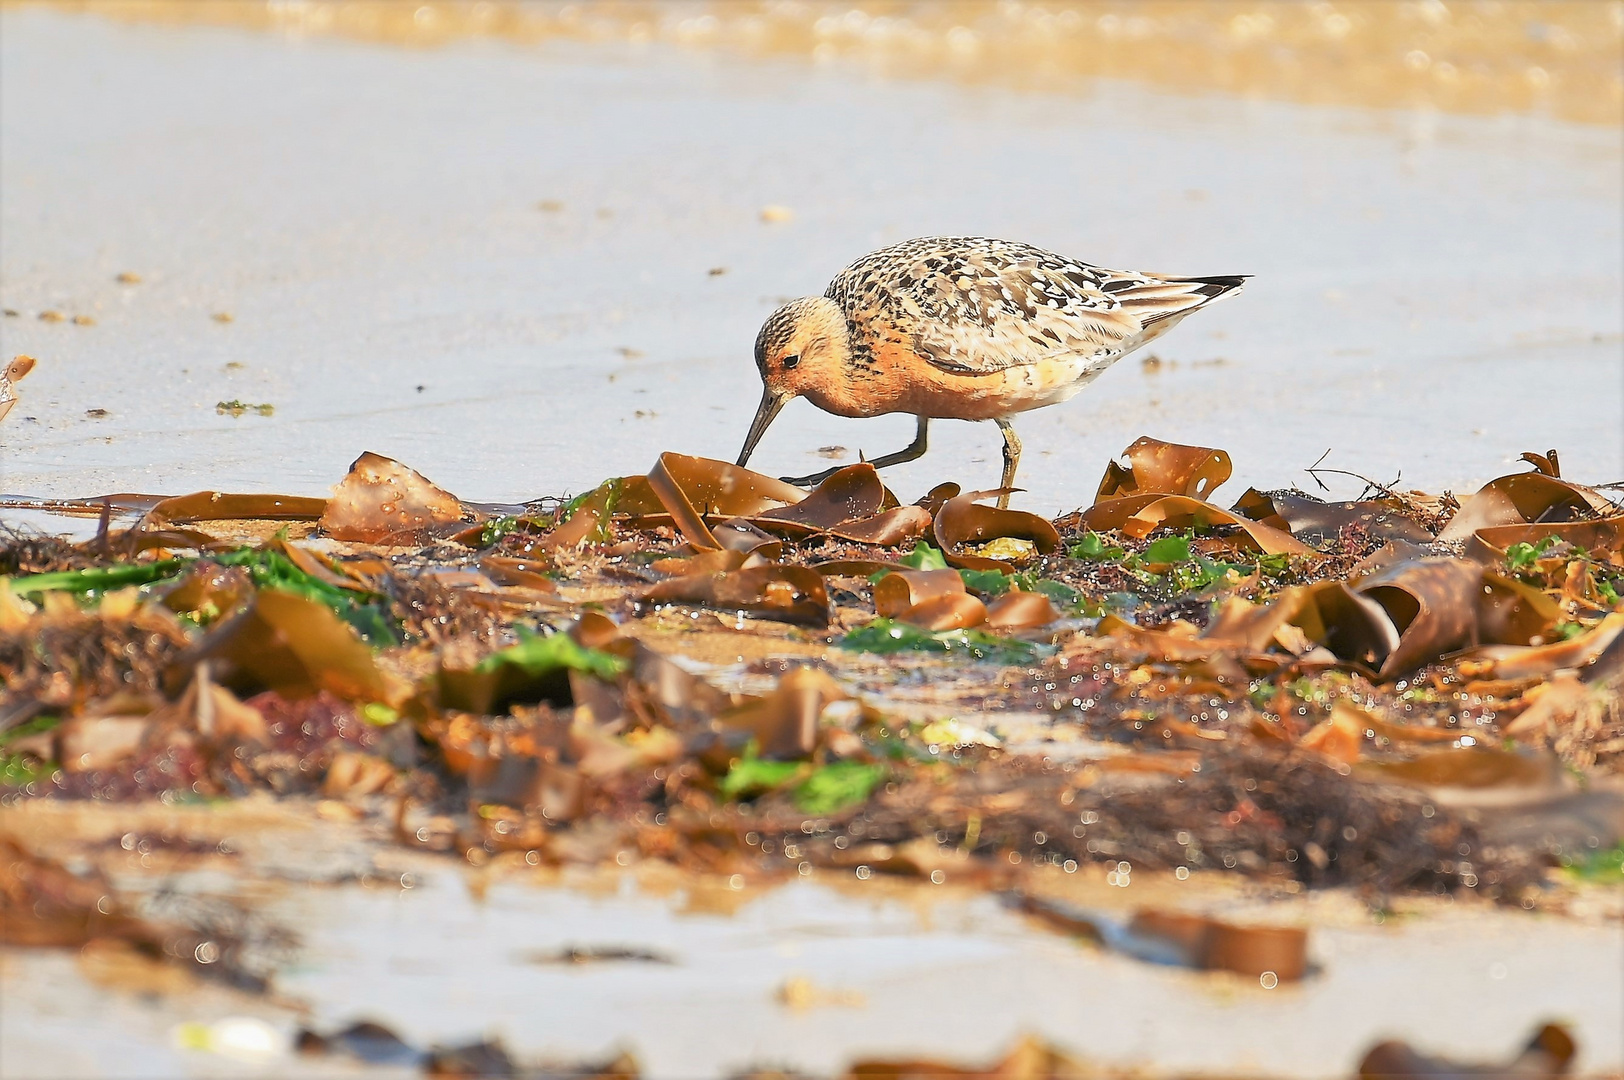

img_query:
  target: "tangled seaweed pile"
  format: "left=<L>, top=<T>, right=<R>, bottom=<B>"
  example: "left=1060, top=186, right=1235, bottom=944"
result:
left=3, top=436, right=1622, bottom=928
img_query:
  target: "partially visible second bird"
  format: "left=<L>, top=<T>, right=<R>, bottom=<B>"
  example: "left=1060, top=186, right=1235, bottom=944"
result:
left=736, top=236, right=1246, bottom=506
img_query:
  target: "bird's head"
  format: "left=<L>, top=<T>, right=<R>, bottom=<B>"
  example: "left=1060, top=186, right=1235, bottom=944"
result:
left=736, top=296, right=850, bottom=468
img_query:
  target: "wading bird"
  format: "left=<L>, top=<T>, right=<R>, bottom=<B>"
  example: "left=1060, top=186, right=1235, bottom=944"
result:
left=736, top=236, right=1245, bottom=507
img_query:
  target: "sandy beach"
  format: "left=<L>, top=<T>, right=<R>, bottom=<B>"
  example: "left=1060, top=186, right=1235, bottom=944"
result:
left=3, top=5, right=1619, bottom=513
left=2, top=5, right=1622, bottom=1078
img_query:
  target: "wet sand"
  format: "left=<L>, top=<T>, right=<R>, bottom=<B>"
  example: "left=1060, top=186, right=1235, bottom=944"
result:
left=2, top=6, right=1620, bottom=515
left=1, top=798, right=1621, bottom=1079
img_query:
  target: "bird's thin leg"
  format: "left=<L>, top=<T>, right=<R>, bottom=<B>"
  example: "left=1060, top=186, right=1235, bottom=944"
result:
left=781, top=416, right=930, bottom=487
left=994, top=418, right=1021, bottom=509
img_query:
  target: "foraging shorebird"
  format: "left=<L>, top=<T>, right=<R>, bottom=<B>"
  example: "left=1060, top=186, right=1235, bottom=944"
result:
left=736, top=236, right=1245, bottom=506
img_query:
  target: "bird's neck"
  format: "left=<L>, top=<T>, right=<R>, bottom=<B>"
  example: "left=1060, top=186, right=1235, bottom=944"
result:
left=803, top=380, right=874, bottom=419
left=804, top=342, right=906, bottom=419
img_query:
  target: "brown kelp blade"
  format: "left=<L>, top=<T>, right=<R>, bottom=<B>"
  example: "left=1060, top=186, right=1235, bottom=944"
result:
left=1356, top=558, right=1481, bottom=678
left=1358, top=746, right=1562, bottom=794
left=1011, top=893, right=1308, bottom=981
left=828, top=505, right=933, bottom=546
left=754, top=463, right=889, bottom=532
left=1094, top=436, right=1233, bottom=502
left=913, top=482, right=961, bottom=517
left=872, top=570, right=966, bottom=618
left=1234, top=488, right=1434, bottom=544
left=711, top=517, right=783, bottom=557
left=895, top=592, right=989, bottom=631
left=844, top=1035, right=1085, bottom=1080
left=934, top=489, right=1060, bottom=570
left=643, top=564, right=830, bottom=626
left=1458, top=612, right=1624, bottom=681
left=1358, top=1023, right=1575, bottom=1080
left=479, top=556, right=558, bottom=592
left=320, top=451, right=465, bottom=543
left=1206, top=554, right=1581, bottom=678
left=0, top=489, right=320, bottom=527
left=1127, top=909, right=1308, bottom=981
left=1437, top=469, right=1611, bottom=543
left=1267, top=581, right=1400, bottom=670
left=637, top=454, right=928, bottom=549
left=1082, top=492, right=1314, bottom=557
left=175, top=591, right=409, bottom=706
left=274, top=536, right=371, bottom=592
left=754, top=465, right=928, bottom=544
left=717, top=666, right=848, bottom=759
left=149, top=492, right=328, bottom=523
left=1477, top=572, right=1561, bottom=647
left=872, top=561, right=1056, bottom=631
left=544, top=480, right=619, bottom=551
left=984, top=590, right=1061, bottom=630
left=646, top=452, right=806, bottom=550
left=1463, top=516, right=1624, bottom=565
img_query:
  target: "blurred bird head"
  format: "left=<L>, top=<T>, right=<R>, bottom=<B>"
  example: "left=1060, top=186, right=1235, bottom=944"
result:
left=736, top=296, right=851, bottom=468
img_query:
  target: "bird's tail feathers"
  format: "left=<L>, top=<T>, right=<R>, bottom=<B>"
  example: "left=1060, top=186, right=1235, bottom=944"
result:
left=1114, top=273, right=1249, bottom=326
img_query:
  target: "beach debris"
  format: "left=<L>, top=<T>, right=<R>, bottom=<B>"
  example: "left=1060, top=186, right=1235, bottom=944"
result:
left=934, top=489, right=1061, bottom=570
left=643, top=563, right=830, bottom=626
left=1, top=436, right=1620, bottom=918
left=813, top=1024, right=1579, bottom=1080
left=215, top=400, right=274, bottom=417
left=517, top=945, right=672, bottom=966
left=1010, top=893, right=1308, bottom=982
left=295, top=1020, right=422, bottom=1066
left=296, top=1018, right=641, bottom=1078
left=437, top=625, right=624, bottom=714
left=833, top=1036, right=1094, bottom=1080
left=1357, top=1023, right=1575, bottom=1079
left=320, top=451, right=466, bottom=544
left=0, top=836, right=267, bottom=991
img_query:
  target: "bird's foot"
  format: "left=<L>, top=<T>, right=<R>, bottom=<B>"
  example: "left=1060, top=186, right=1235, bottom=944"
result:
left=779, top=464, right=845, bottom=487
left=783, top=448, right=887, bottom=487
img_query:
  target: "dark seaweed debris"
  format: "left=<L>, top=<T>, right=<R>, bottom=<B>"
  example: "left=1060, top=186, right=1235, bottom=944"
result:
left=2, top=439, right=1621, bottom=915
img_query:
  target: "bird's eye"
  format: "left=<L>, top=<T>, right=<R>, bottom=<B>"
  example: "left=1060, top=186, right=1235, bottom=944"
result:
left=782, top=354, right=800, bottom=369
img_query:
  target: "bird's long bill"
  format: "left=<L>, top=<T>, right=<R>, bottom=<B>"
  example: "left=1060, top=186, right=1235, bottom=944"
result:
left=736, top=388, right=789, bottom=468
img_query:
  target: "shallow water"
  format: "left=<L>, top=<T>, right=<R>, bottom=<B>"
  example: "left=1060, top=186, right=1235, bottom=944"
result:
left=1, top=7, right=1620, bottom=515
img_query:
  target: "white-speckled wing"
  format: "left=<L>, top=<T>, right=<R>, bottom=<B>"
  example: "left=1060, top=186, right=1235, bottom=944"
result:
left=825, top=236, right=1243, bottom=376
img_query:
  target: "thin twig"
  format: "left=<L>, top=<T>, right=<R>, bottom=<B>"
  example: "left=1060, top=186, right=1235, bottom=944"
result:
left=1303, top=449, right=1403, bottom=500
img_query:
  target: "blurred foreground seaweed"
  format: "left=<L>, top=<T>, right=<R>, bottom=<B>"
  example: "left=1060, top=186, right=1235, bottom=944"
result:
left=283, top=1018, right=1580, bottom=1079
